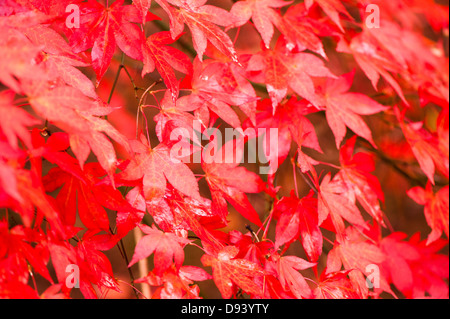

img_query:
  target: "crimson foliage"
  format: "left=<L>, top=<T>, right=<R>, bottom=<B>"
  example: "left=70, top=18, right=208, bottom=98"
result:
left=0, top=0, right=448, bottom=299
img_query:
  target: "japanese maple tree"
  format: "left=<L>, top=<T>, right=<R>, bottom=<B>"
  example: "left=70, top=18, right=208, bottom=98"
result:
left=0, top=0, right=448, bottom=300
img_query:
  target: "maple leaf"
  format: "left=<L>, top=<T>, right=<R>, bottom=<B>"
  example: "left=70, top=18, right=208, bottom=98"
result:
left=133, top=0, right=153, bottom=24
left=178, top=57, right=258, bottom=128
left=326, top=232, right=388, bottom=298
left=277, top=3, right=335, bottom=58
left=202, top=137, right=265, bottom=227
left=407, top=233, right=449, bottom=298
left=408, top=183, right=449, bottom=245
left=380, top=232, right=449, bottom=298
left=316, top=71, right=389, bottom=148
left=396, top=108, right=449, bottom=184
left=229, top=230, right=274, bottom=266
left=114, top=186, right=146, bottom=241
left=0, top=222, right=53, bottom=285
left=4, top=168, right=66, bottom=236
left=48, top=225, right=123, bottom=299
left=247, top=36, right=335, bottom=112
left=136, top=265, right=211, bottom=299
left=362, top=20, right=449, bottom=105
left=43, top=162, right=135, bottom=231
left=68, top=0, right=151, bottom=83
left=142, top=31, right=192, bottom=101
left=201, top=245, right=265, bottom=299
left=19, top=0, right=81, bottom=16
left=143, top=184, right=226, bottom=255
left=304, top=0, right=352, bottom=32
left=46, top=236, right=79, bottom=297
left=251, top=97, right=322, bottom=175
left=229, top=0, right=290, bottom=49
left=337, top=35, right=408, bottom=104
left=318, top=173, right=368, bottom=238
left=1, top=0, right=449, bottom=302
left=156, top=0, right=239, bottom=63
left=24, top=24, right=97, bottom=98
left=0, top=149, right=24, bottom=203
left=0, top=90, right=39, bottom=150
left=333, top=136, right=386, bottom=225
left=0, top=27, right=45, bottom=93
left=26, top=83, right=131, bottom=182
left=39, top=284, right=65, bottom=299
left=275, top=255, right=316, bottom=299
left=76, top=238, right=122, bottom=297
left=314, top=270, right=361, bottom=299
left=0, top=282, right=40, bottom=299
left=256, top=273, right=296, bottom=299
left=29, top=129, right=83, bottom=181
left=118, top=134, right=200, bottom=201
left=153, top=90, right=200, bottom=144
left=273, top=191, right=322, bottom=262
left=129, top=224, right=191, bottom=275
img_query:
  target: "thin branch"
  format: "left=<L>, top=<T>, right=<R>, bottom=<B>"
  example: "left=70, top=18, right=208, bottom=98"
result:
left=107, top=53, right=126, bottom=105
left=297, top=166, right=319, bottom=194
left=122, top=64, right=144, bottom=101
left=109, top=225, right=139, bottom=299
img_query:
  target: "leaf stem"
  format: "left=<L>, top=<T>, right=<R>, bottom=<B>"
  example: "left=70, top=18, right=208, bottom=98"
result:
left=107, top=53, right=126, bottom=106
left=110, top=225, right=139, bottom=299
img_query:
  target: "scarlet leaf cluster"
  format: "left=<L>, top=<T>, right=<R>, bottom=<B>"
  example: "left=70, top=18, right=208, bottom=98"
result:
left=0, top=0, right=448, bottom=299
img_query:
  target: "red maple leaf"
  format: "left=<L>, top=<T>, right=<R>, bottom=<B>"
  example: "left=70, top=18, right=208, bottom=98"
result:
left=333, top=136, right=386, bottom=225
left=129, top=224, right=191, bottom=275
left=133, top=0, right=153, bottom=24
left=136, top=265, right=212, bottom=299
left=408, top=183, right=449, bottom=245
left=274, top=254, right=316, bottom=299
left=27, top=83, right=131, bottom=181
left=156, top=0, right=239, bottom=63
left=247, top=36, right=335, bottom=112
left=229, top=230, right=274, bottom=266
left=0, top=27, right=45, bottom=93
left=337, top=35, right=408, bottom=104
left=0, top=90, right=39, bottom=150
left=273, top=191, right=322, bottom=262
left=318, top=172, right=368, bottom=238
left=178, top=57, right=258, bottom=128
left=142, top=31, right=192, bottom=101
left=68, top=0, right=152, bottom=83
left=230, top=0, right=291, bottom=49
left=326, top=228, right=389, bottom=298
left=202, top=138, right=265, bottom=227
left=304, top=0, right=352, bottom=32
left=118, top=134, right=200, bottom=201
left=313, top=270, right=361, bottom=299
left=250, top=97, right=322, bottom=176
left=278, top=3, right=337, bottom=58
left=24, top=24, right=97, bottom=98
left=380, top=232, right=449, bottom=298
left=43, top=162, right=135, bottom=231
left=0, top=222, right=53, bottom=285
left=153, top=90, right=201, bottom=147
left=201, top=245, right=265, bottom=299
left=397, top=108, right=449, bottom=184
left=316, top=71, right=389, bottom=148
